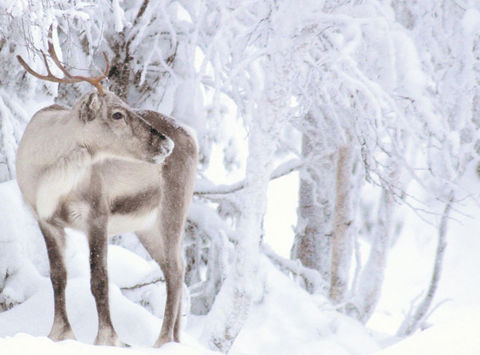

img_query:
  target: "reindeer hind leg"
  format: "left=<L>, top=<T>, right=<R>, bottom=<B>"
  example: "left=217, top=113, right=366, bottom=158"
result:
left=173, top=292, right=183, bottom=342
left=137, top=229, right=184, bottom=347
left=157, top=254, right=184, bottom=346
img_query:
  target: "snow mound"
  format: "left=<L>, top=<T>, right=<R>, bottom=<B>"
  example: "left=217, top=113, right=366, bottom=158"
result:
left=228, top=257, right=380, bottom=355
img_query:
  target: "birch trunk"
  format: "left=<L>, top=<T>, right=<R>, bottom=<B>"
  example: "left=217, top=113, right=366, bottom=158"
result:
left=329, top=145, right=355, bottom=303
left=347, top=189, right=394, bottom=322
left=203, top=113, right=276, bottom=352
left=291, top=129, right=334, bottom=293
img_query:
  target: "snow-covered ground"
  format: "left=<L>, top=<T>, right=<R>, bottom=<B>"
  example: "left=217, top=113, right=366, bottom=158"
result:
left=0, top=334, right=216, bottom=355
left=1, top=164, right=480, bottom=354
left=374, top=313, right=480, bottom=355
left=368, top=161, right=480, bottom=354
left=0, top=179, right=379, bottom=354
left=263, top=163, right=480, bottom=354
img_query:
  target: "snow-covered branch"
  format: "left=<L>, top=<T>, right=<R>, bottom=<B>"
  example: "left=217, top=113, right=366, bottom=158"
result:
left=261, top=243, right=328, bottom=294
left=194, top=158, right=302, bottom=196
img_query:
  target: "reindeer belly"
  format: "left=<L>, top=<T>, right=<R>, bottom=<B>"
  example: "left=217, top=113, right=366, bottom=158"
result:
left=107, top=187, right=162, bottom=235
left=58, top=195, right=160, bottom=235
left=107, top=209, right=158, bottom=235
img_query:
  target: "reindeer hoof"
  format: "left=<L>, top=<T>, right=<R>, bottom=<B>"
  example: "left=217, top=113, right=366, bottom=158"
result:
left=153, top=337, right=170, bottom=348
left=94, top=330, right=126, bottom=347
left=154, top=335, right=180, bottom=347
left=48, top=326, right=76, bottom=342
left=94, top=338, right=127, bottom=347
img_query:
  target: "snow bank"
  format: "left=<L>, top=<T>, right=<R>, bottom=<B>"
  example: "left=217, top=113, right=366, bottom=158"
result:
left=374, top=315, right=480, bottom=355
left=0, top=180, right=47, bottom=310
left=228, top=257, right=380, bottom=355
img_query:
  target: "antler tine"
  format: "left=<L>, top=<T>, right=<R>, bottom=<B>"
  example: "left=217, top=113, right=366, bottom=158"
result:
left=102, top=52, right=110, bottom=78
left=46, top=40, right=78, bottom=80
left=40, top=51, right=53, bottom=77
left=16, top=25, right=83, bottom=84
left=46, top=39, right=109, bottom=95
left=16, top=54, right=80, bottom=84
left=45, top=26, right=79, bottom=81
left=17, top=26, right=109, bottom=95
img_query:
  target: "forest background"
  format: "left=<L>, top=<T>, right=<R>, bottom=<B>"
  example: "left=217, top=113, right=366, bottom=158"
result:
left=0, top=1, right=479, bottom=354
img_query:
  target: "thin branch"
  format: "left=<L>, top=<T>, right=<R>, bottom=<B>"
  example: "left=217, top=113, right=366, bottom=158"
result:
left=120, top=276, right=164, bottom=291
left=423, top=298, right=452, bottom=324
left=127, top=0, right=150, bottom=47
left=133, top=0, right=150, bottom=27
left=195, top=180, right=244, bottom=196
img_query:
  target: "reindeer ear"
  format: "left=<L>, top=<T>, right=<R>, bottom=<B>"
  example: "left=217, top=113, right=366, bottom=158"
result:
left=79, top=93, right=100, bottom=122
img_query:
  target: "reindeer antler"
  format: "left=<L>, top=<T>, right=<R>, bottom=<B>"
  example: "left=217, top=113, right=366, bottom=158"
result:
left=17, top=29, right=110, bottom=95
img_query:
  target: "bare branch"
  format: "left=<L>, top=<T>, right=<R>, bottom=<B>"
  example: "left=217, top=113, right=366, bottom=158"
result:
left=120, top=277, right=165, bottom=291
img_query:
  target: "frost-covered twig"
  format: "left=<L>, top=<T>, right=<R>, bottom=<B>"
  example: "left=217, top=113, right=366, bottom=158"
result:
left=261, top=243, right=328, bottom=294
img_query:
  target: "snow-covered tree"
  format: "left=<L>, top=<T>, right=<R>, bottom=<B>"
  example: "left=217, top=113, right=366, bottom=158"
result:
left=392, top=0, right=480, bottom=335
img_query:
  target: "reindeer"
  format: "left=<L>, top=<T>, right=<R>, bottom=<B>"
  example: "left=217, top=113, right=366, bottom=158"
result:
left=15, top=40, right=198, bottom=347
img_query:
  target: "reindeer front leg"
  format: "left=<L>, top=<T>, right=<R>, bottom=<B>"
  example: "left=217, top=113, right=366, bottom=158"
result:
left=39, top=221, right=75, bottom=341
left=88, top=224, right=120, bottom=346
left=87, top=175, right=123, bottom=347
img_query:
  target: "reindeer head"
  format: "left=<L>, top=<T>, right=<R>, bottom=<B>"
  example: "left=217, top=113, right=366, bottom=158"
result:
left=75, top=90, right=174, bottom=163
left=17, top=33, right=174, bottom=165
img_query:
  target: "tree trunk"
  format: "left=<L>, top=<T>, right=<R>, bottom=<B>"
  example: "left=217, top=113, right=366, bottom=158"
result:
left=203, top=112, right=276, bottom=353
left=347, top=188, right=394, bottom=322
left=329, top=145, right=355, bottom=303
left=397, top=193, right=454, bottom=336
left=291, top=129, right=334, bottom=294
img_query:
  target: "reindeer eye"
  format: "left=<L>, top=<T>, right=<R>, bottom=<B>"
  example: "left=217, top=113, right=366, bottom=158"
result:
left=112, top=112, right=124, bottom=120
